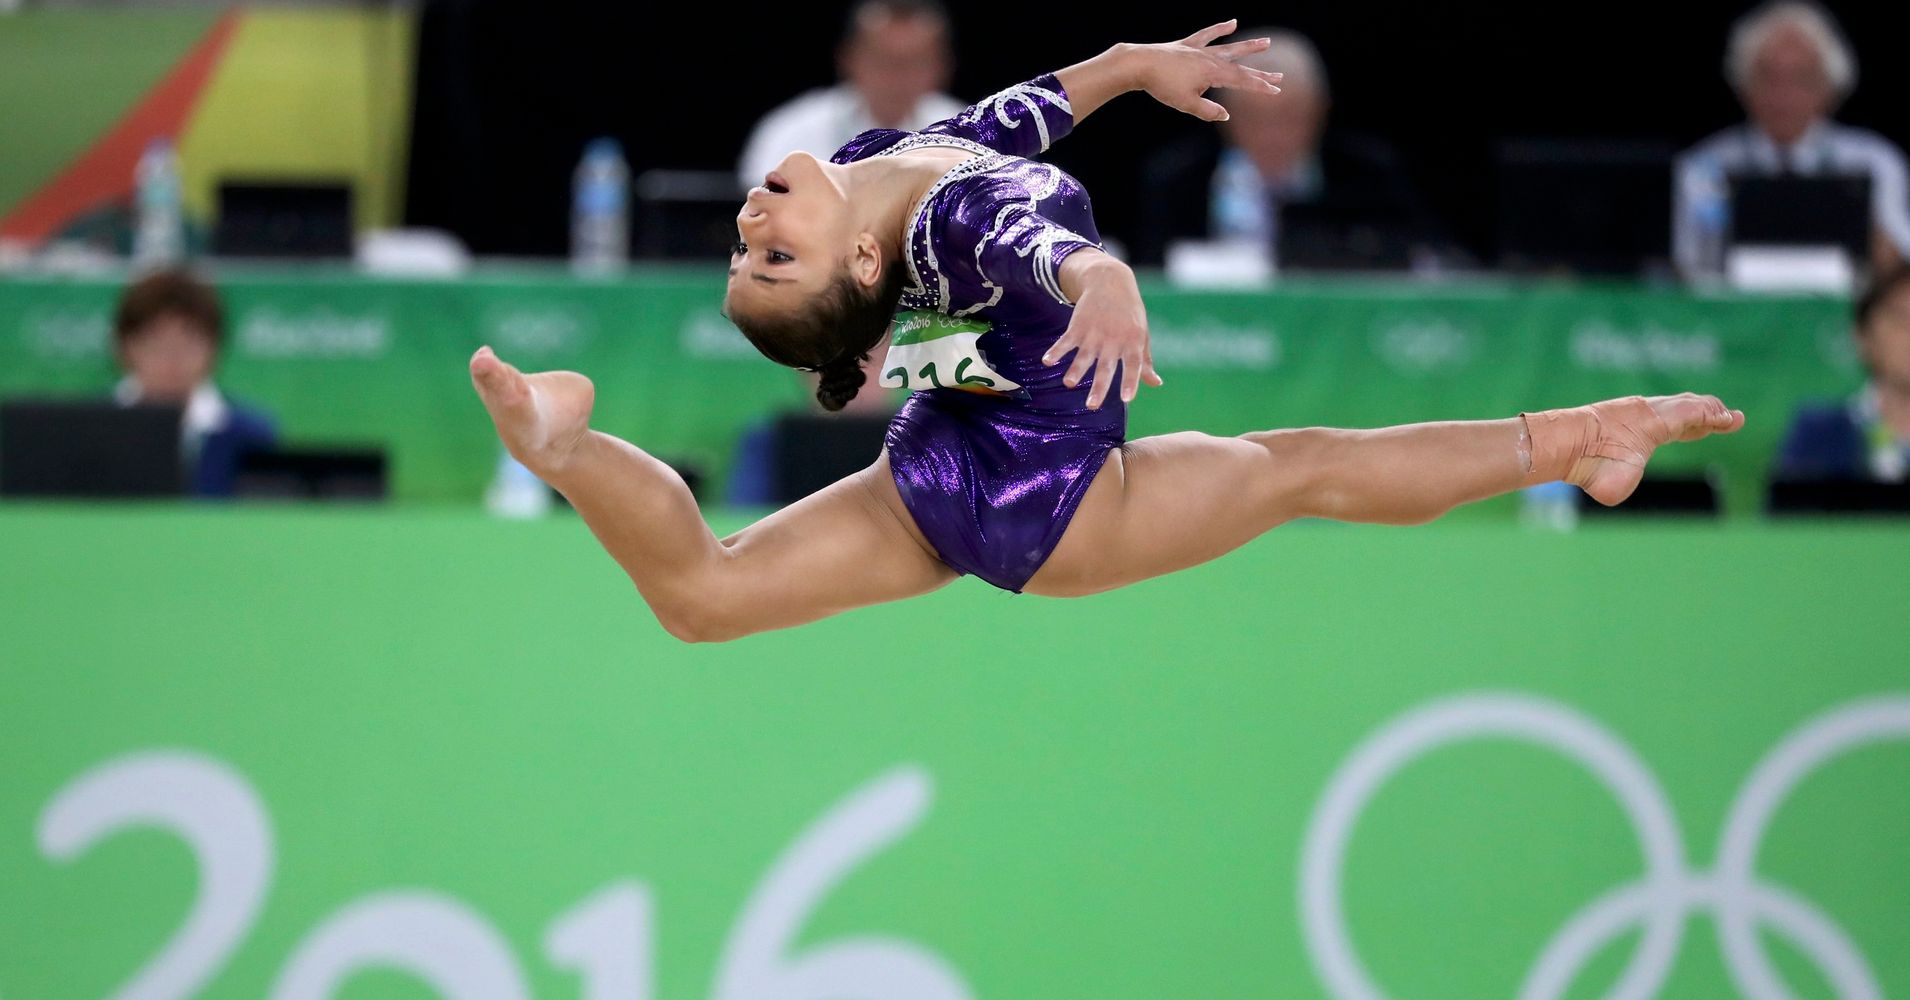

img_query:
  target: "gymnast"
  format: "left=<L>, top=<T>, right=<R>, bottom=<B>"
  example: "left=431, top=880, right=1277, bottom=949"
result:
left=470, top=20, right=1744, bottom=641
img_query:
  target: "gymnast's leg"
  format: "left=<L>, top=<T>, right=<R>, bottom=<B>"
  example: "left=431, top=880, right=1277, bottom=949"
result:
left=1026, top=394, right=1744, bottom=597
left=470, top=348, right=955, bottom=642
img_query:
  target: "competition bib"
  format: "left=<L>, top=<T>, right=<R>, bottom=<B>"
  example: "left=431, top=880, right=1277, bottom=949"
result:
left=878, top=311, right=1022, bottom=394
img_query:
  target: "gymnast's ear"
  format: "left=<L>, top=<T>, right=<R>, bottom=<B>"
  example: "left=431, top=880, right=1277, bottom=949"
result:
left=850, top=232, right=884, bottom=290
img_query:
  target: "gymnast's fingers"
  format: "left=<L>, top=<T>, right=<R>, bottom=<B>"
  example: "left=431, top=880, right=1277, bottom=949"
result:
left=1181, top=18, right=1238, bottom=48
left=1142, top=344, right=1165, bottom=387
left=1041, top=331, right=1077, bottom=367
left=1086, top=353, right=1119, bottom=409
left=1214, top=62, right=1280, bottom=94
left=1175, top=96, right=1231, bottom=122
left=1120, top=347, right=1144, bottom=403
left=1210, top=37, right=1272, bottom=61
left=1062, top=343, right=1097, bottom=388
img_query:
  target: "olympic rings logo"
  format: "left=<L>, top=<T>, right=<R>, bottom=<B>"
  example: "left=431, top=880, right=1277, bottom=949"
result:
left=1299, top=693, right=1910, bottom=1000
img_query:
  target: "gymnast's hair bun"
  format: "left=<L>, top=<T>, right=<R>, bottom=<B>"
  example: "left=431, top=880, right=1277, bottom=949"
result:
left=815, top=355, right=868, bottom=412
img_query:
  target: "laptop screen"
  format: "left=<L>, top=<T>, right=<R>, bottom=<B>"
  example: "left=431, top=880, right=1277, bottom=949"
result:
left=1730, top=173, right=1872, bottom=260
left=0, top=399, right=185, bottom=498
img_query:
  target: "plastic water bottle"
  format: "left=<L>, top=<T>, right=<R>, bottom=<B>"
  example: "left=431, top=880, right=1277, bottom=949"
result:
left=1684, top=156, right=1731, bottom=283
left=485, top=449, right=552, bottom=519
left=571, top=137, right=629, bottom=275
left=1213, top=180, right=1264, bottom=242
left=133, top=138, right=185, bottom=267
left=1520, top=480, right=1580, bottom=532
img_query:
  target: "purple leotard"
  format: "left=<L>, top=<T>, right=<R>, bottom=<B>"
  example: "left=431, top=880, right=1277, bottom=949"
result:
left=832, top=76, right=1121, bottom=593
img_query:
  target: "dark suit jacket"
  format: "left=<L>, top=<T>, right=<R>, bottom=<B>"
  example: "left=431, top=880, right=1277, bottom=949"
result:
left=194, top=403, right=277, bottom=497
left=1775, top=402, right=1870, bottom=481
left=1134, top=130, right=1442, bottom=269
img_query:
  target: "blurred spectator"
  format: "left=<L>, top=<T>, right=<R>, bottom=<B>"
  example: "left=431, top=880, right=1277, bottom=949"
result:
left=1133, top=28, right=1444, bottom=270
left=113, top=268, right=276, bottom=496
left=1775, top=265, right=1910, bottom=482
left=1673, top=1, right=1910, bottom=280
left=736, top=0, right=960, bottom=190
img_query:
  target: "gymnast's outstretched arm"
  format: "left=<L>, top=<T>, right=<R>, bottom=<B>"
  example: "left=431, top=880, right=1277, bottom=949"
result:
left=1053, top=19, right=1283, bottom=125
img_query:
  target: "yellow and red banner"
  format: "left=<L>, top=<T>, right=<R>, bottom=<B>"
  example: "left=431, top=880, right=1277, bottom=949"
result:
left=0, top=6, right=414, bottom=246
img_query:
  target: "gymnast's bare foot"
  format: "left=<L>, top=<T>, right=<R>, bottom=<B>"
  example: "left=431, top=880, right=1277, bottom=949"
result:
left=469, top=346, right=595, bottom=477
left=1565, top=394, right=1745, bottom=506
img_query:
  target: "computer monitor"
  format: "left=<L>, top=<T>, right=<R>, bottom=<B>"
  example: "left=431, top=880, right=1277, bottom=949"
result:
left=1767, top=478, right=1910, bottom=516
left=634, top=169, right=746, bottom=260
left=1279, top=204, right=1417, bottom=272
left=214, top=180, right=355, bottom=257
left=1577, top=475, right=1721, bottom=518
left=1730, top=173, right=1872, bottom=262
left=770, top=414, right=890, bottom=504
left=234, top=448, right=389, bottom=501
left=0, top=399, right=184, bottom=498
left=1495, top=139, right=1675, bottom=276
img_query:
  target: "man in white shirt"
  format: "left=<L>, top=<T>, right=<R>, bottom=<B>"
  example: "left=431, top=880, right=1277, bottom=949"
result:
left=1674, top=0, right=1910, bottom=280
left=736, top=0, right=962, bottom=190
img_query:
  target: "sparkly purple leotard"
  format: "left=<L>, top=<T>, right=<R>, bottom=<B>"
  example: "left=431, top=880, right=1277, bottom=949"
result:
left=832, top=75, right=1120, bottom=593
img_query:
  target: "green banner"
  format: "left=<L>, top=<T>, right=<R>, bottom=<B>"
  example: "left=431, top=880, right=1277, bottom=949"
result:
left=0, top=270, right=1858, bottom=508
left=1, top=508, right=1905, bottom=998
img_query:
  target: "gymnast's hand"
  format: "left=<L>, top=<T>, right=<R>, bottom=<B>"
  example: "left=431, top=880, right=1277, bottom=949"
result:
left=1056, top=19, right=1281, bottom=125
left=1128, top=19, right=1283, bottom=122
left=1044, top=251, right=1163, bottom=410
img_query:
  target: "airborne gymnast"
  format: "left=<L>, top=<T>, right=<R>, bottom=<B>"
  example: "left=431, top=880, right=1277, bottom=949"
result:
left=470, top=21, right=1744, bottom=642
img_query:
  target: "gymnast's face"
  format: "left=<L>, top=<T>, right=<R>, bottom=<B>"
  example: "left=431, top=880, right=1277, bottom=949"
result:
left=725, top=151, right=873, bottom=324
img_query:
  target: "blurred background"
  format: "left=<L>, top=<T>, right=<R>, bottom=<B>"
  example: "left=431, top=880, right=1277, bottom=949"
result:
left=1, top=1, right=1905, bottom=998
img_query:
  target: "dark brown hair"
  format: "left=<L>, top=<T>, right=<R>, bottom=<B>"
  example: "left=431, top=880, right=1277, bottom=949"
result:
left=729, top=261, right=907, bottom=411
left=114, top=268, right=224, bottom=350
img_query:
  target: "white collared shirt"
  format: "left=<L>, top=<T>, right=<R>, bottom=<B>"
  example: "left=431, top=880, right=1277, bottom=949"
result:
left=737, top=86, right=966, bottom=190
left=1673, top=119, right=1910, bottom=276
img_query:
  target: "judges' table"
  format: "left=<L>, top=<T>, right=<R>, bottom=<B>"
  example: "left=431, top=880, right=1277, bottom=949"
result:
left=0, top=506, right=1904, bottom=998
left=0, top=268, right=1856, bottom=507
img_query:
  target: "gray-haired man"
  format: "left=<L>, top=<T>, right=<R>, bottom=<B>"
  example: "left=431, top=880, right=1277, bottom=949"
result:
left=1673, top=1, right=1909, bottom=279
